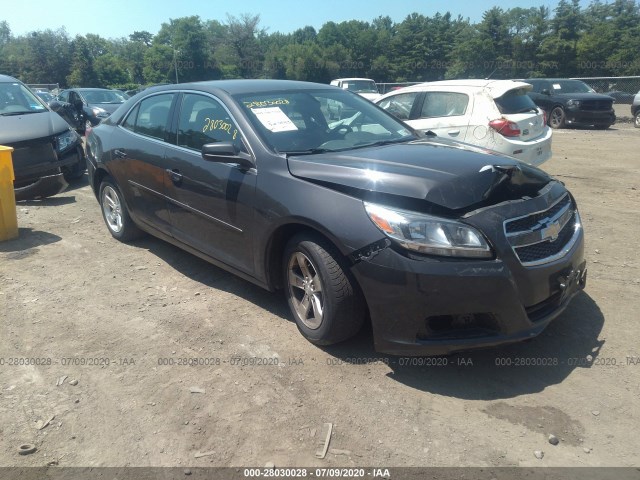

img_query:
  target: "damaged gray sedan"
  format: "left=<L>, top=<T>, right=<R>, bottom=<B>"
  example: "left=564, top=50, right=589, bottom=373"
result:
left=86, top=79, right=586, bottom=355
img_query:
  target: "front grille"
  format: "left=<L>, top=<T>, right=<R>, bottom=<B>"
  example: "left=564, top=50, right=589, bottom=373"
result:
left=580, top=100, right=612, bottom=111
left=513, top=215, right=576, bottom=263
left=505, top=195, right=571, bottom=234
left=504, top=194, right=581, bottom=266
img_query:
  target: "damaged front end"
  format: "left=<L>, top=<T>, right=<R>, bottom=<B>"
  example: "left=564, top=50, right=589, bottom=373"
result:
left=287, top=140, right=585, bottom=355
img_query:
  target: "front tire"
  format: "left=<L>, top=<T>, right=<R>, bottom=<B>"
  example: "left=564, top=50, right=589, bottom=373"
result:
left=635, top=112, right=640, bottom=129
left=99, top=177, right=143, bottom=241
left=549, top=106, right=566, bottom=129
left=283, top=233, right=365, bottom=345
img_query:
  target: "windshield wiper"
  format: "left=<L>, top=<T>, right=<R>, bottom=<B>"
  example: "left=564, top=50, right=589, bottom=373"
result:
left=352, top=137, right=413, bottom=149
left=281, top=148, right=333, bottom=157
left=0, top=110, right=42, bottom=116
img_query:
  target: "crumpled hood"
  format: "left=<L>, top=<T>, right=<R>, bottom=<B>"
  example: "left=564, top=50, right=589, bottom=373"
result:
left=287, top=138, right=552, bottom=210
left=0, top=110, right=70, bottom=144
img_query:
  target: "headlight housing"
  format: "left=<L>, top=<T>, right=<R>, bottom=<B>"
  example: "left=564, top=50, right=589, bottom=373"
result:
left=364, top=202, right=492, bottom=258
left=55, top=129, right=78, bottom=153
left=566, top=99, right=582, bottom=108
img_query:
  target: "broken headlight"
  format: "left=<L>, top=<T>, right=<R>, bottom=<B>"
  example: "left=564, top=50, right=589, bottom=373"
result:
left=364, top=202, right=492, bottom=258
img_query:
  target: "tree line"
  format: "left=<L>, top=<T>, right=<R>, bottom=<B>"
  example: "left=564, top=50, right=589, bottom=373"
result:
left=1, top=0, right=639, bottom=91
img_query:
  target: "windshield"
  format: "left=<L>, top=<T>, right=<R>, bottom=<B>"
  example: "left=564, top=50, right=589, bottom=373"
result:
left=80, top=89, right=128, bottom=104
left=344, top=80, right=378, bottom=94
left=0, top=82, right=48, bottom=115
left=551, top=80, right=595, bottom=94
left=234, top=89, right=415, bottom=154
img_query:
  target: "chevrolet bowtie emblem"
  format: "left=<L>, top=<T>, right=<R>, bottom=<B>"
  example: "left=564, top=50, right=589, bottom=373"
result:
left=541, top=221, right=561, bottom=241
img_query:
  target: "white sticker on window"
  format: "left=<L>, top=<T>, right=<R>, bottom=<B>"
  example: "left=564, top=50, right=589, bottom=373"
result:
left=553, top=83, right=562, bottom=89
left=251, top=107, right=298, bottom=132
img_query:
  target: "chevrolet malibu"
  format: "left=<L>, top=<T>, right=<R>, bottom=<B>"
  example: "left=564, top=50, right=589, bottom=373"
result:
left=86, top=80, right=586, bottom=355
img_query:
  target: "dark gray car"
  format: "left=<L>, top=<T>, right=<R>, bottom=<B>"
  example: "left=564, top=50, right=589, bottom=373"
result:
left=57, top=88, right=128, bottom=131
left=632, top=91, right=640, bottom=128
left=0, top=74, right=85, bottom=200
left=86, top=80, right=586, bottom=355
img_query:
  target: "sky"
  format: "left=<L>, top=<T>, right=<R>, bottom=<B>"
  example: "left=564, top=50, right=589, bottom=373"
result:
left=1, top=0, right=583, bottom=39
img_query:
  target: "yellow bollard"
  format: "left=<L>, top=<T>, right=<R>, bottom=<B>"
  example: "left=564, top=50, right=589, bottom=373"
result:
left=0, top=145, right=19, bottom=241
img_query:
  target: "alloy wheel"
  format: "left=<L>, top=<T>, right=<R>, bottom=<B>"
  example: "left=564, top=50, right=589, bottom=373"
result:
left=287, top=252, right=324, bottom=329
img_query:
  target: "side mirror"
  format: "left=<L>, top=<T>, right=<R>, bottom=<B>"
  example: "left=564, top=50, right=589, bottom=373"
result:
left=49, top=100, right=62, bottom=111
left=201, top=142, right=254, bottom=170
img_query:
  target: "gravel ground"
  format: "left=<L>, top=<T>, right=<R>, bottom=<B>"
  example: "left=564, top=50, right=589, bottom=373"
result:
left=1, top=123, right=639, bottom=470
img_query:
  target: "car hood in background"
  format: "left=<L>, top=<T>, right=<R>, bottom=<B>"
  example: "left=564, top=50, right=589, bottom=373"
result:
left=0, top=110, right=70, bottom=144
left=358, top=92, right=381, bottom=102
left=287, top=139, right=552, bottom=211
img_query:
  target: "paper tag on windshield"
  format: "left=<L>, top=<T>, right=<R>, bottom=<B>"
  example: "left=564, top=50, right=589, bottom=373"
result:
left=553, top=83, right=562, bottom=89
left=251, top=107, right=298, bottom=132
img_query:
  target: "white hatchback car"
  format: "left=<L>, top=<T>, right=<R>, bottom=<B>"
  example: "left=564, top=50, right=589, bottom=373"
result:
left=375, top=80, right=552, bottom=167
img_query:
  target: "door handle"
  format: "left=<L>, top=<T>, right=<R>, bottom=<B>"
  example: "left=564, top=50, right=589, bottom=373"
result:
left=114, top=149, right=127, bottom=158
left=447, top=130, right=460, bottom=136
left=167, top=169, right=183, bottom=185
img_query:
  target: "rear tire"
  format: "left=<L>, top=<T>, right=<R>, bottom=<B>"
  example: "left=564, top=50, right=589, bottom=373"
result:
left=549, top=106, right=566, bottom=129
left=634, top=112, right=640, bottom=129
left=98, top=177, right=144, bottom=242
left=283, top=233, right=365, bottom=345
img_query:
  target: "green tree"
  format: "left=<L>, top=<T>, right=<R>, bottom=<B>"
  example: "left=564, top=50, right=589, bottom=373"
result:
left=67, top=35, right=99, bottom=87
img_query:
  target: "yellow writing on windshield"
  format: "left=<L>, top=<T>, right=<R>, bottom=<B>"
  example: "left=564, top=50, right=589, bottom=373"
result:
left=243, top=99, right=290, bottom=109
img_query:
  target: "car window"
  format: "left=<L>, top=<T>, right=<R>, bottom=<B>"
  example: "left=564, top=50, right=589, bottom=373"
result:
left=177, top=93, right=243, bottom=151
left=377, top=92, right=420, bottom=120
left=123, top=93, right=174, bottom=140
left=0, top=82, right=48, bottom=115
left=58, top=91, right=69, bottom=102
left=494, top=88, right=538, bottom=114
left=235, top=89, right=414, bottom=154
left=420, top=92, right=468, bottom=118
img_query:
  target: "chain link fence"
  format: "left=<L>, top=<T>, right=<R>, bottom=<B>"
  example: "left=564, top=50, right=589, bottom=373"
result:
left=572, top=76, right=640, bottom=104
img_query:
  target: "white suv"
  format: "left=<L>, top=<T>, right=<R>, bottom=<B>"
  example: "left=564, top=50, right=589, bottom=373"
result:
left=375, top=80, right=552, bottom=167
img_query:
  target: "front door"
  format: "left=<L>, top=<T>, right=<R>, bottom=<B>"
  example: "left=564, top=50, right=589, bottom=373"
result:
left=164, top=93, right=256, bottom=274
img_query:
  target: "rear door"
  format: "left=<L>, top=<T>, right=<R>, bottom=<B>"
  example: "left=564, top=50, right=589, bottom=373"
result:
left=164, top=92, right=256, bottom=274
left=408, top=90, right=472, bottom=140
left=108, top=92, right=176, bottom=234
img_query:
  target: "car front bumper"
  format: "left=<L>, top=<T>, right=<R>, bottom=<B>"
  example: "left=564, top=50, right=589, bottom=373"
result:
left=14, top=169, right=68, bottom=201
left=351, top=230, right=586, bottom=356
left=565, top=109, right=615, bottom=127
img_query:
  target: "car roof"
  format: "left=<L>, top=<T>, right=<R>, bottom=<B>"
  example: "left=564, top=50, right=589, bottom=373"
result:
left=74, top=87, right=120, bottom=92
left=333, top=78, right=376, bottom=82
left=0, top=74, right=21, bottom=83
left=146, top=79, right=336, bottom=96
left=381, top=79, right=532, bottom=99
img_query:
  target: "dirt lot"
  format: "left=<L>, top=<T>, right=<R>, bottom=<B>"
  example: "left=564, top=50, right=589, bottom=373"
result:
left=1, top=124, right=639, bottom=470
